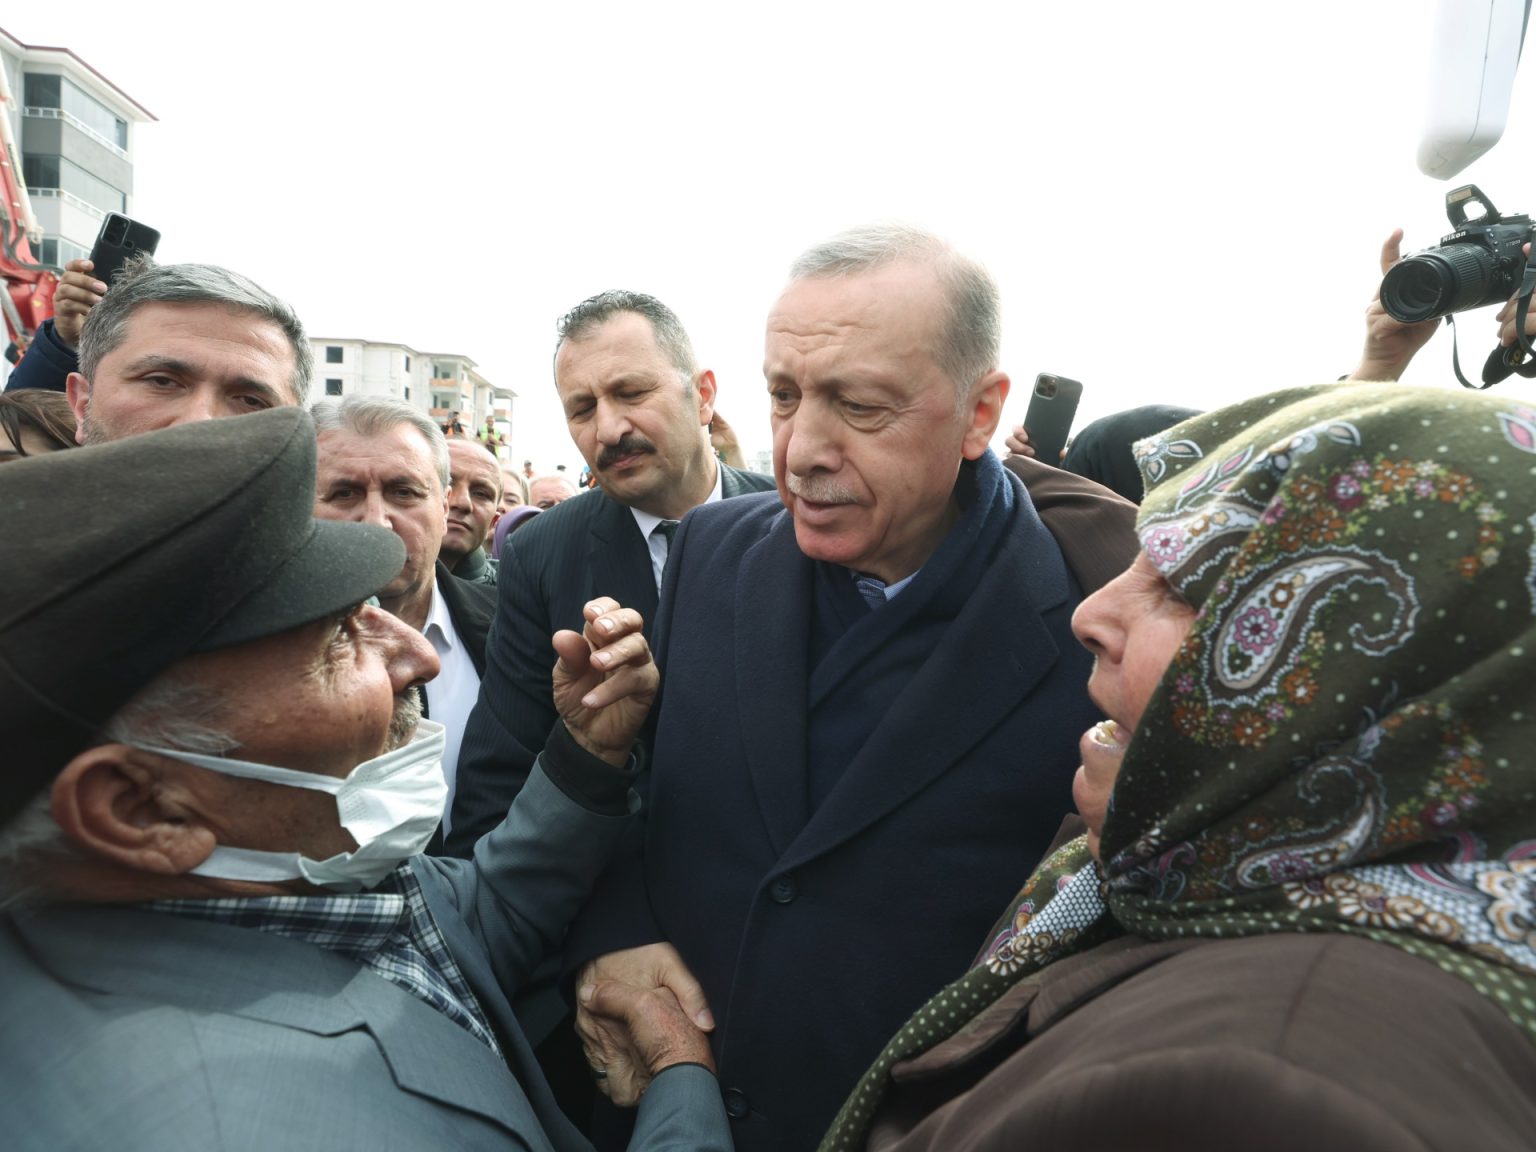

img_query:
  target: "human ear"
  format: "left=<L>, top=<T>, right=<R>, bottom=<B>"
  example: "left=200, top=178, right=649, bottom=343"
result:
left=50, top=745, right=218, bottom=875
left=694, top=369, right=718, bottom=427
left=961, top=371, right=1011, bottom=460
left=65, top=373, right=92, bottom=445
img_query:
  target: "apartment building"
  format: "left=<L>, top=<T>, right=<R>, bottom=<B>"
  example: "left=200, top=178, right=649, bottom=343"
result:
left=0, top=26, right=154, bottom=269
left=309, top=337, right=516, bottom=459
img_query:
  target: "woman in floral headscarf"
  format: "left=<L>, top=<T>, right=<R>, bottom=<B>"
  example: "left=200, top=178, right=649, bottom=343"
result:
left=822, top=383, right=1536, bottom=1152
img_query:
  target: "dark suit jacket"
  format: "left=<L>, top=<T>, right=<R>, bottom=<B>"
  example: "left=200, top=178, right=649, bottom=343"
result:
left=565, top=466, right=1135, bottom=1152
left=447, top=465, right=775, bottom=855
left=867, top=933, right=1536, bottom=1152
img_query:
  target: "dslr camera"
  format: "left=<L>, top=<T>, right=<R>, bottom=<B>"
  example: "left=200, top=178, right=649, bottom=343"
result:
left=1380, top=185, right=1532, bottom=324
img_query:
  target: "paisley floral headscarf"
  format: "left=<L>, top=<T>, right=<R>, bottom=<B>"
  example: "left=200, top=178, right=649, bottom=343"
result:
left=821, top=383, right=1536, bottom=1152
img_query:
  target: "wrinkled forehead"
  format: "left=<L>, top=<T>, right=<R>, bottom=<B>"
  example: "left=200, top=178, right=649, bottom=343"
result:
left=316, top=426, right=441, bottom=487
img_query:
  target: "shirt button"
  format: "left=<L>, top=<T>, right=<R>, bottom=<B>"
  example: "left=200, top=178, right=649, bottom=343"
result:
left=769, top=873, right=798, bottom=904
left=724, top=1088, right=750, bottom=1120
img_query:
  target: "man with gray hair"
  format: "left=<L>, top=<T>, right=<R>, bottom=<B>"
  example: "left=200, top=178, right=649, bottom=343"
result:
left=312, top=395, right=496, bottom=841
left=564, top=226, right=1137, bottom=1151
left=44, top=257, right=312, bottom=443
left=0, top=408, right=730, bottom=1151
left=529, top=471, right=579, bottom=509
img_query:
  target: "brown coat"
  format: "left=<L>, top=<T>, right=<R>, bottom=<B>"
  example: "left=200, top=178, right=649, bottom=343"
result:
left=1003, top=453, right=1137, bottom=593
left=869, top=933, right=1536, bottom=1152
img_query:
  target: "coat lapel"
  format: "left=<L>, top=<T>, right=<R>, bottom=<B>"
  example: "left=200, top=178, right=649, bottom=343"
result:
left=17, top=905, right=544, bottom=1141
left=587, top=493, right=661, bottom=636
left=426, top=889, right=590, bottom=1151
left=733, top=512, right=816, bottom=856
left=780, top=524, right=1072, bottom=873
left=435, top=562, right=495, bottom=678
left=890, top=937, right=1201, bottom=1083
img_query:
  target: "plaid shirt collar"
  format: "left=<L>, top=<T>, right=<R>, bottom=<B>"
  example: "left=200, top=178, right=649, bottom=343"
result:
left=147, top=862, right=501, bottom=1058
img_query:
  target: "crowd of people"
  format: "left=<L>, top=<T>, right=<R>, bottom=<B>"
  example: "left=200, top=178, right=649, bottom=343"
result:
left=2, top=223, right=1534, bottom=1152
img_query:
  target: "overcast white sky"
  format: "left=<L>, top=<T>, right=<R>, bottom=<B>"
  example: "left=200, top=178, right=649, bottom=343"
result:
left=12, top=1, right=1536, bottom=470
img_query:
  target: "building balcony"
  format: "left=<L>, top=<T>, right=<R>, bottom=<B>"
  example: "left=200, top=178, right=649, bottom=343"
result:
left=27, top=187, right=106, bottom=222
left=25, top=105, right=130, bottom=160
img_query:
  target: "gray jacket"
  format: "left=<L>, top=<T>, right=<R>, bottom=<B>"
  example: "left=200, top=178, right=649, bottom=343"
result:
left=0, top=752, right=730, bottom=1152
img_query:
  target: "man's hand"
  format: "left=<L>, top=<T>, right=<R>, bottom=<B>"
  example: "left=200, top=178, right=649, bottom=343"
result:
left=1347, top=229, right=1439, bottom=381
left=52, top=259, right=108, bottom=350
left=551, top=598, right=657, bottom=765
left=1004, top=423, right=1036, bottom=459
left=709, top=411, right=745, bottom=469
left=579, top=981, right=714, bottom=1095
left=1494, top=242, right=1536, bottom=349
left=575, top=942, right=714, bottom=1106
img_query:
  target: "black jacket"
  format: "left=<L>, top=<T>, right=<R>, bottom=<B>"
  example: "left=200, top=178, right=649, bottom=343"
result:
left=446, top=466, right=774, bottom=856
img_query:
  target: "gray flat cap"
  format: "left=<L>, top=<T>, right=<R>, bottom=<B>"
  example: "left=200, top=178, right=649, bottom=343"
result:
left=0, top=407, right=405, bottom=824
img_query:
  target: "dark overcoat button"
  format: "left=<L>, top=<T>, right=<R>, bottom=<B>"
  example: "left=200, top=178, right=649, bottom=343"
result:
left=724, top=1088, right=750, bottom=1119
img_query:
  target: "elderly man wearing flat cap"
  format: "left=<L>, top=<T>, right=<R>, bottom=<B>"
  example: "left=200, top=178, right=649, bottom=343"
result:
left=0, top=409, right=729, bottom=1152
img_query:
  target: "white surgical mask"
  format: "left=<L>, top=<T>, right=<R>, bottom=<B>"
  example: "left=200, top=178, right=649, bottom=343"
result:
left=136, top=719, right=447, bottom=892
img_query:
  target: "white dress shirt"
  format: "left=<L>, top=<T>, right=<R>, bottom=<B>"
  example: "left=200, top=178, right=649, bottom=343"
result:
left=421, top=579, right=481, bottom=836
left=630, top=464, right=724, bottom=590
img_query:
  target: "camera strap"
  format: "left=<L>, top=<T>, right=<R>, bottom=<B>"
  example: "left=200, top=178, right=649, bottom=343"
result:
left=1462, top=282, right=1536, bottom=390
left=1466, top=241, right=1536, bottom=389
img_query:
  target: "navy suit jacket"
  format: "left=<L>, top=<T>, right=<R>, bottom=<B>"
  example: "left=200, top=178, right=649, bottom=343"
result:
left=447, top=464, right=775, bottom=855
left=566, top=468, right=1133, bottom=1152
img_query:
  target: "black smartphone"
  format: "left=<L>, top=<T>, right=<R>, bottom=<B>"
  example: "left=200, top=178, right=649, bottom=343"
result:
left=1024, top=373, right=1083, bottom=463
left=88, top=213, right=161, bottom=287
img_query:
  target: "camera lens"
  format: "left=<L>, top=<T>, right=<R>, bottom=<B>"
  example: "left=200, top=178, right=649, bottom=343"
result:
left=1381, top=246, right=1496, bottom=323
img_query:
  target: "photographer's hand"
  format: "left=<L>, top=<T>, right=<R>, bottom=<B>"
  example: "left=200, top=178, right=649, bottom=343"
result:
left=1348, top=229, right=1439, bottom=382
left=1494, top=243, right=1536, bottom=348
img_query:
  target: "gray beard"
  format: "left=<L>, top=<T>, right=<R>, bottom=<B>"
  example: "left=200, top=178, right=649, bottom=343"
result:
left=388, top=688, right=422, bottom=750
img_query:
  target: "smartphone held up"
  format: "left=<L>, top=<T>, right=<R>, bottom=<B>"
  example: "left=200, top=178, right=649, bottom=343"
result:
left=88, top=213, right=160, bottom=287
left=1022, top=373, right=1082, bottom=464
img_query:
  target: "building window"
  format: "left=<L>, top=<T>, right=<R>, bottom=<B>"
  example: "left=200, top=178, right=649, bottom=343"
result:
left=403, top=355, right=411, bottom=372
left=325, top=379, right=343, bottom=396
left=25, top=73, right=128, bottom=151
left=325, top=346, right=343, bottom=363
left=24, top=74, right=61, bottom=109
left=21, top=154, right=126, bottom=214
left=404, top=385, right=411, bottom=400
left=38, top=236, right=90, bottom=269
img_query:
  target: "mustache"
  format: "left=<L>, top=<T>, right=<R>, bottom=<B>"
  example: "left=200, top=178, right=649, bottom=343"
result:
left=597, top=434, right=656, bottom=470
left=786, top=473, right=860, bottom=504
left=387, top=687, right=423, bottom=751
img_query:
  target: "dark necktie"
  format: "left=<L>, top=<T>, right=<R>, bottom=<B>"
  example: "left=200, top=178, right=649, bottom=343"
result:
left=655, top=519, right=680, bottom=547
left=853, top=572, right=886, bottom=610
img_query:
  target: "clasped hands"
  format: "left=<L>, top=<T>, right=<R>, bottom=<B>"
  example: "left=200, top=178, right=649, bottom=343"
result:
left=575, top=942, right=716, bottom=1105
